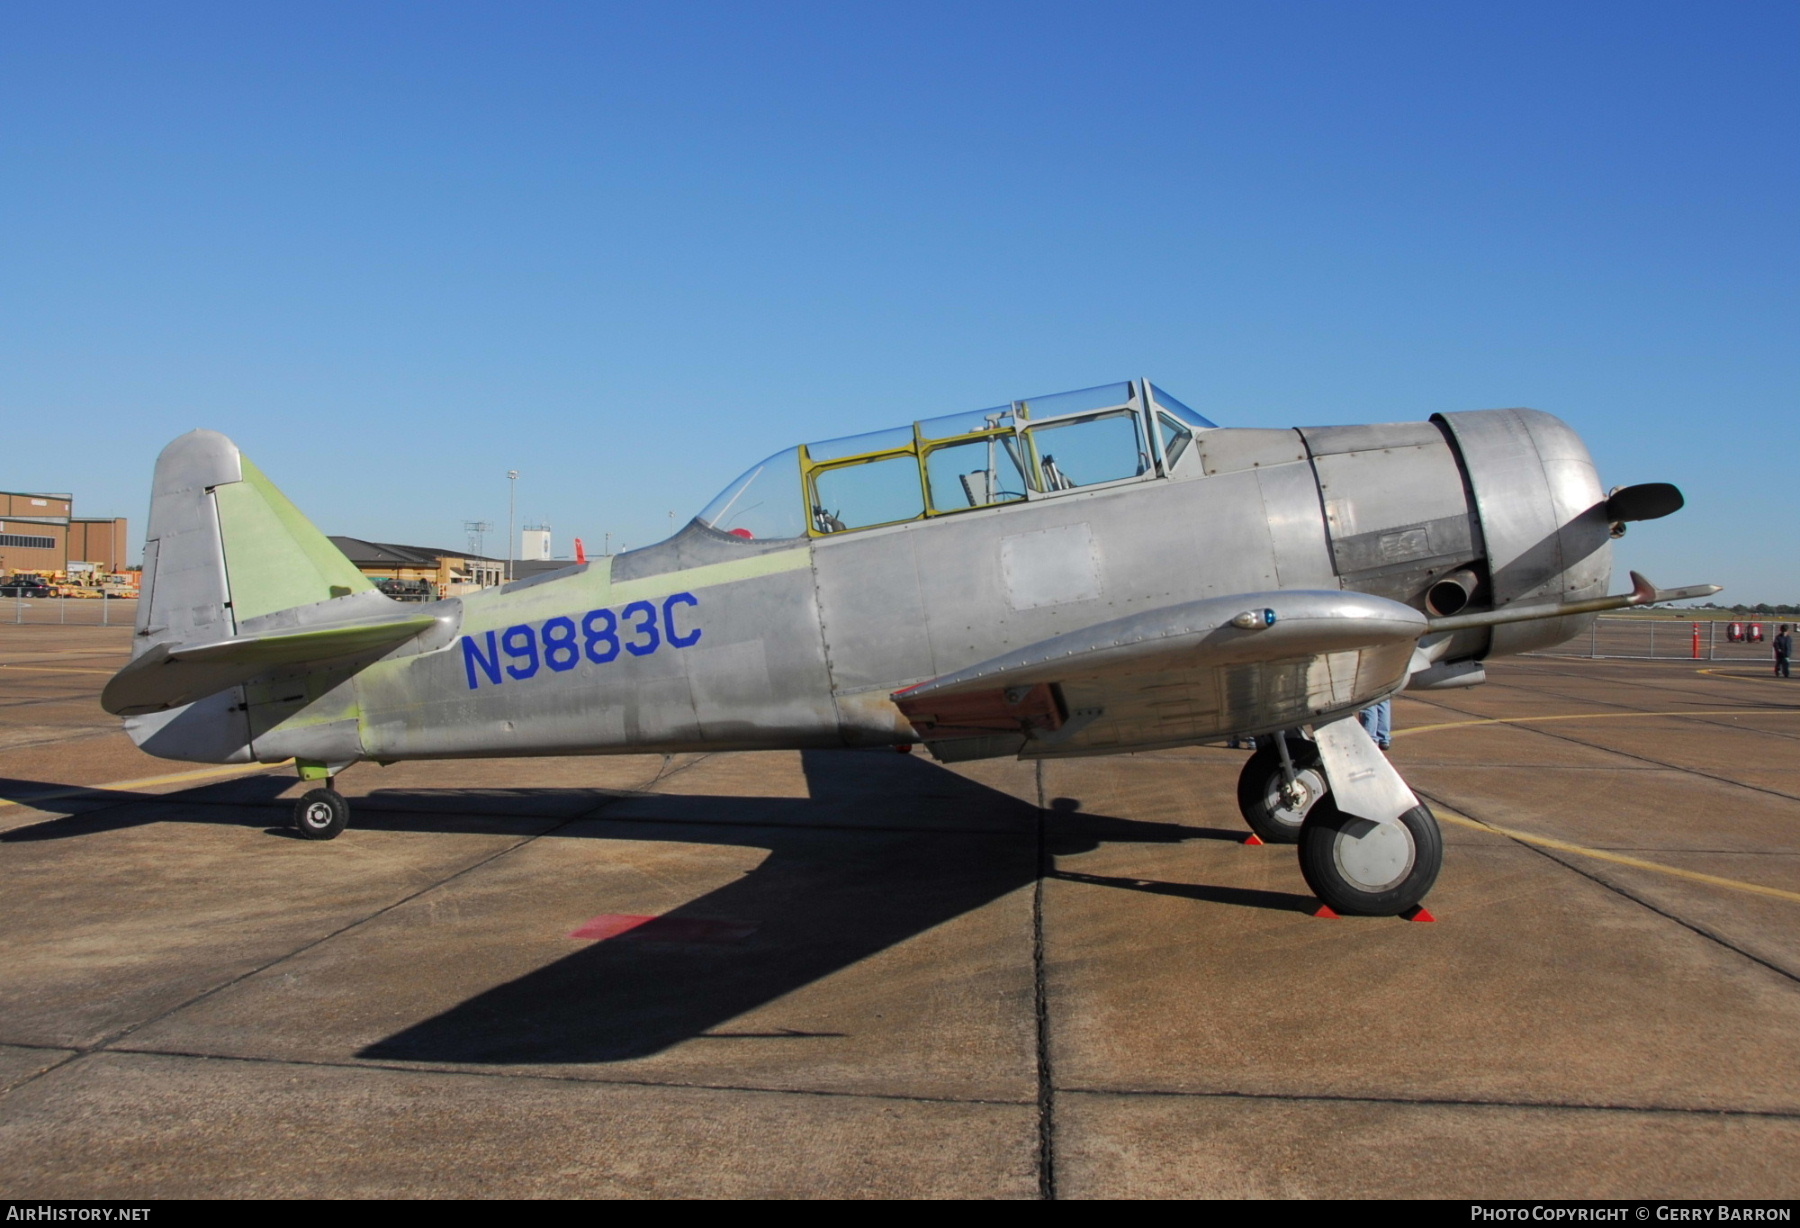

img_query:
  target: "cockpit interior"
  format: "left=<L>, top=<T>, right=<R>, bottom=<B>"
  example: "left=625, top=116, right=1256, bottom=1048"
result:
left=695, top=379, right=1215, bottom=541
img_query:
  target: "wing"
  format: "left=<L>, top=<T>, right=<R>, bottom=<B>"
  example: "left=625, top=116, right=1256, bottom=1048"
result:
left=891, top=591, right=1427, bottom=761
left=892, top=571, right=1725, bottom=762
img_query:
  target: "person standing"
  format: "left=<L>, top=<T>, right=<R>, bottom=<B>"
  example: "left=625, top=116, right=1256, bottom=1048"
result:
left=1775, top=625, right=1792, bottom=678
left=1358, top=697, right=1393, bottom=750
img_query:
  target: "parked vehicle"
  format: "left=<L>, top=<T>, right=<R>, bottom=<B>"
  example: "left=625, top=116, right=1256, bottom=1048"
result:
left=0, top=576, right=54, bottom=598
left=375, top=578, right=438, bottom=602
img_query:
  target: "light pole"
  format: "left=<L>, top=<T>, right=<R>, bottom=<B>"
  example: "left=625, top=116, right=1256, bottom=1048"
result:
left=506, top=470, right=519, bottom=583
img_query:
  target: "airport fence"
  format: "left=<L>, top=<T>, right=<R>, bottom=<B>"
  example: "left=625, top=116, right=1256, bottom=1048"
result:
left=1528, top=615, right=1785, bottom=662
left=5, top=596, right=138, bottom=627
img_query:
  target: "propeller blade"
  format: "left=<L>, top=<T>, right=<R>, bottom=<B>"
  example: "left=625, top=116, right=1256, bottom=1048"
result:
left=1605, top=482, right=1684, bottom=523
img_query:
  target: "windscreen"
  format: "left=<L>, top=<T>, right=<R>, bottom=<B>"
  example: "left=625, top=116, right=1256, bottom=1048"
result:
left=695, top=447, right=807, bottom=540
left=1148, top=384, right=1217, bottom=430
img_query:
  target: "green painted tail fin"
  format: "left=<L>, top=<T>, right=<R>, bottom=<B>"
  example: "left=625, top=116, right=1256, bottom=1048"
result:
left=213, top=455, right=376, bottom=623
left=135, top=430, right=379, bottom=659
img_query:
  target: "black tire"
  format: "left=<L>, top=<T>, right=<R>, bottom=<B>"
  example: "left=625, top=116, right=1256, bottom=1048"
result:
left=293, top=788, right=349, bottom=841
left=1235, top=734, right=1327, bottom=845
left=1298, top=800, right=1441, bottom=916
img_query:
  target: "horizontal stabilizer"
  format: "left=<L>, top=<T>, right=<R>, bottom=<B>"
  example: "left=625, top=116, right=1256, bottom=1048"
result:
left=103, top=615, right=440, bottom=716
left=1427, top=571, right=1721, bottom=633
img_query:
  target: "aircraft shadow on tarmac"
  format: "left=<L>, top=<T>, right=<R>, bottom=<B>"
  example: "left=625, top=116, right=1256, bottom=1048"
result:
left=1, top=750, right=1317, bottom=1063
left=0, top=774, right=298, bottom=837
left=358, top=751, right=1316, bottom=1065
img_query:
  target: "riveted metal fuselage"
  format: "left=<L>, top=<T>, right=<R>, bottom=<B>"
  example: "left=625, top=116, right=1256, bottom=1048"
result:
left=133, top=408, right=1610, bottom=767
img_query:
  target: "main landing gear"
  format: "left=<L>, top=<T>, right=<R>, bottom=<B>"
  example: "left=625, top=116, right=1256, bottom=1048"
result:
left=1236, top=733, right=1327, bottom=844
left=1298, top=800, right=1441, bottom=916
left=291, top=760, right=351, bottom=840
left=1235, top=728, right=1442, bottom=916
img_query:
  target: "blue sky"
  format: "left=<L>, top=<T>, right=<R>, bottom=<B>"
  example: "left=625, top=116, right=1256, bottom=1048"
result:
left=3, top=2, right=1794, bottom=598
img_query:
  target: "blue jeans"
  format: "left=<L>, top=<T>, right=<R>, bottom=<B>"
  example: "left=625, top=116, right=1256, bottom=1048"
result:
left=1359, top=699, right=1392, bottom=749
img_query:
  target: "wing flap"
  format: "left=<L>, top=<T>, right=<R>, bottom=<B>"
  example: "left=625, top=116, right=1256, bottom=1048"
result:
left=102, top=615, right=440, bottom=716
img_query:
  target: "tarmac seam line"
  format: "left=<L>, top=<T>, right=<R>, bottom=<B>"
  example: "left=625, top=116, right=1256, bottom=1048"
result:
left=1511, top=660, right=1799, bottom=714
left=1404, top=693, right=1800, bottom=807
left=1422, top=802, right=1800, bottom=905
left=1032, top=758, right=1057, bottom=1202
left=0, top=754, right=723, bottom=1101
left=0, top=1049, right=85, bottom=1101
left=0, top=761, right=293, bottom=810
left=69, top=1044, right=1039, bottom=1109
left=1414, top=788, right=1800, bottom=988
left=1467, top=672, right=1800, bottom=747
left=1055, top=1085, right=1800, bottom=1120
left=6, top=790, right=1034, bottom=841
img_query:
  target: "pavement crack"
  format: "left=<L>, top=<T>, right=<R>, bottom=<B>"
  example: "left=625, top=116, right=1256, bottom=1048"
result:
left=63, top=1044, right=1037, bottom=1108
left=0, top=753, right=727, bottom=1101
left=1414, top=787, right=1800, bottom=987
left=1057, top=1085, right=1800, bottom=1120
left=1405, top=691, right=1800, bottom=807
left=1033, top=758, right=1056, bottom=1202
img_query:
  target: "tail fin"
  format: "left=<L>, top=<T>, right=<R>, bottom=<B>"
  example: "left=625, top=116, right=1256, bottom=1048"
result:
left=135, top=430, right=378, bottom=657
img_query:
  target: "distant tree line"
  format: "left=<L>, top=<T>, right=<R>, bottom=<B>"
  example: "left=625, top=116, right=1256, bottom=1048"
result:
left=1693, top=602, right=1800, bottom=616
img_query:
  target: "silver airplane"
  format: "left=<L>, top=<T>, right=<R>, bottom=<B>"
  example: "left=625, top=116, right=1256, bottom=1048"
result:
left=103, top=379, right=1712, bottom=917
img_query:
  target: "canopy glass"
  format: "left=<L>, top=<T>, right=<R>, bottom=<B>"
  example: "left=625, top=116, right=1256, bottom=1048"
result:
left=694, top=380, right=1216, bottom=540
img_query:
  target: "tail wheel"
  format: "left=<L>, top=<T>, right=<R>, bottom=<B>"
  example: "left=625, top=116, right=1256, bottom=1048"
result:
left=1236, top=735, right=1327, bottom=845
left=1299, top=801, right=1442, bottom=916
left=293, top=788, right=349, bottom=841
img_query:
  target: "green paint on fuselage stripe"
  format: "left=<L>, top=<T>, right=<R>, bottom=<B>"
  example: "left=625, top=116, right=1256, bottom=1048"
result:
left=450, top=544, right=813, bottom=634
left=214, top=455, right=376, bottom=622
left=602, top=547, right=811, bottom=602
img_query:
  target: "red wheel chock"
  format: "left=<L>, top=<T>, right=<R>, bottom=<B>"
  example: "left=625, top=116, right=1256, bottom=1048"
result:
left=1311, top=903, right=1339, bottom=918
left=1402, top=905, right=1436, bottom=922
left=1243, top=833, right=1265, bottom=846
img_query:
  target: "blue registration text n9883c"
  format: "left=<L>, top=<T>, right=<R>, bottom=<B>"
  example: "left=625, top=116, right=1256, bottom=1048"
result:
left=460, top=592, right=701, bottom=689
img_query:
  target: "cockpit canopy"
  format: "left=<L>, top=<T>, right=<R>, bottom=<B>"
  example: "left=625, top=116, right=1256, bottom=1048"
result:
left=696, top=379, right=1215, bottom=541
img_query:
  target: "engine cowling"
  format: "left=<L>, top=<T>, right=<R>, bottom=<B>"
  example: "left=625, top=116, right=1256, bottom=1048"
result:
left=1433, top=408, right=1611, bottom=657
left=1301, top=407, right=1612, bottom=660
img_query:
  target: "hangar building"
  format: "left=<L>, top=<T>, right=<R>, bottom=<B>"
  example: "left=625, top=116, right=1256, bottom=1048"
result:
left=0, top=489, right=129, bottom=578
left=328, top=538, right=507, bottom=601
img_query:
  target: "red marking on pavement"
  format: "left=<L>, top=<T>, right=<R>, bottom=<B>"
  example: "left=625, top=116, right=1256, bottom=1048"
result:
left=1242, top=833, right=1265, bottom=846
left=1402, top=905, right=1436, bottom=923
left=569, top=914, right=758, bottom=943
left=1312, top=904, right=1340, bottom=918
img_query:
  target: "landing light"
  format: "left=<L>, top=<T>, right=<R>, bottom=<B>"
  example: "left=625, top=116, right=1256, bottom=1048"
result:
left=1231, top=608, right=1277, bottom=630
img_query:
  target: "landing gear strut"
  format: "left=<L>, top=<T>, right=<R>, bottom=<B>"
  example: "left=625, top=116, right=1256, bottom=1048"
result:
left=291, top=760, right=350, bottom=840
left=1236, top=723, right=1443, bottom=916
left=1235, top=733, right=1327, bottom=844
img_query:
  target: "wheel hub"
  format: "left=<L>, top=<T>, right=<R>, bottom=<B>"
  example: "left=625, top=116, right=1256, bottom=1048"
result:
left=1272, top=768, right=1324, bottom=819
left=1332, top=816, right=1416, bottom=892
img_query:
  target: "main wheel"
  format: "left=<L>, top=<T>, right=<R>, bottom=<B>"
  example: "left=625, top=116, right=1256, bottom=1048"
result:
left=293, top=788, right=349, bottom=841
left=1299, top=801, right=1441, bottom=916
left=1236, top=735, right=1328, bottom=845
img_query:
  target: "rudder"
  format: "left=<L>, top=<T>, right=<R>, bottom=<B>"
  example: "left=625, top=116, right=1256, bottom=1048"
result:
left=136, top=430, right=377, bottom=658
